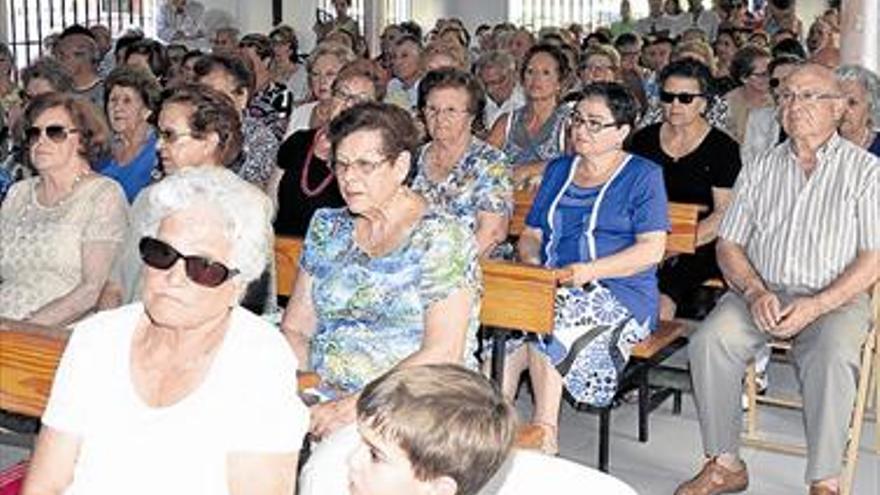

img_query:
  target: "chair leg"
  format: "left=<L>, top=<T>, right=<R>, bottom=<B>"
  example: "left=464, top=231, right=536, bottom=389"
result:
left=840, top=329, right=876, bottom=495
left=598, top=407, right=610, bottom=473
left=491, top=328, right=508, bottom=388
left=638, top=368, right=650, bottom=442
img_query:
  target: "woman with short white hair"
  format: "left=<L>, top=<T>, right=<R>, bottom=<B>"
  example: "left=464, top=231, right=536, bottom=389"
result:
left=24, top=166, right=309, bottom=495
left=834, top=64, right=880, bottom=157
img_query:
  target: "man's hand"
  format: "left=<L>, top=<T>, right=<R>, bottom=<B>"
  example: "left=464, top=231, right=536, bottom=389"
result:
left=747, top=290, right=783, bottom=332
left=309, top=395, right=357, bottom=440
left=770, top=297, right=824, bottom=339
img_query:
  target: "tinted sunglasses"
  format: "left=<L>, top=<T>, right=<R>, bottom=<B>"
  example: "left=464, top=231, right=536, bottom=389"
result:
left=659, top=91, right=704, bottom=104
left=139, top=237, right=239, bottom=288
left=24, top=125, right=78, bottom=145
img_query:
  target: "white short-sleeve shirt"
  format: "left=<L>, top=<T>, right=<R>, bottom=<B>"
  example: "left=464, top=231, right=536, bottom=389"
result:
left=42, top=303, right=309, bottom=495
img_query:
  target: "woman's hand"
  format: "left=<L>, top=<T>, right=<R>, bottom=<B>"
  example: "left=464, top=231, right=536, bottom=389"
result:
left=559, top=262, right=596, bottom=287
left=309, top=394, right=358, bottom=440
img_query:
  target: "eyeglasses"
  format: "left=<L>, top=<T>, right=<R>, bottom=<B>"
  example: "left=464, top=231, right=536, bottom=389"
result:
left=24, top=125, right=79, bottom=145
left=332, top=87, right=373, bottom=105
left=659, top=91, right=704, bottom=104
left=424, top=106, right=470, bottom=119
left=748, top=71, right=769, bottom=79
left=158, top=128, right=195, bottom=144
left=569, top=112, right=618, bottom=133
left=775, top=90, right=842, bottom=106
left=139, top=237, right=239, bottom=288
left=333, top=156, right=391, bottom=176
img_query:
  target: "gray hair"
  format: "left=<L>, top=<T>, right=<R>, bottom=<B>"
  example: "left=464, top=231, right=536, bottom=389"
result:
left=834, top=64, right=880, bottom=129
left=307, top=41, right=356, bottom=71
left=139, top=167, right=273, bottom=286
left=474, top=50, right=516, bottom=75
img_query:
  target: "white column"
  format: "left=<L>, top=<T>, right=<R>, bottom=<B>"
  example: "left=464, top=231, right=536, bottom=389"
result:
left=840, top=0, right=879, bottom=72
left=363, top=0, right=383, bottom=58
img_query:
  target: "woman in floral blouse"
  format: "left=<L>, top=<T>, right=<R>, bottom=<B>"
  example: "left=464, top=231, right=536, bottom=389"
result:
left=413, top=67, right=513, bottom=258
left=280, top=102, right=481, bottom=495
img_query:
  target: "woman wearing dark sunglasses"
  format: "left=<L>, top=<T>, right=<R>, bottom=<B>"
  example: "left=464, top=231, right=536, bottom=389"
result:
left=24, top=166, right=308, bottom=494
left=0, top=92, right=128, bottom=326
left=281, top=102, right=481, bottom=495
left=628, top=59, right=742, bottom=321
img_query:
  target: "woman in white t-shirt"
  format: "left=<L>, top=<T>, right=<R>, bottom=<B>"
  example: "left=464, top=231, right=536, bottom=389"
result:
left=23, top=167, right=309, bottom=495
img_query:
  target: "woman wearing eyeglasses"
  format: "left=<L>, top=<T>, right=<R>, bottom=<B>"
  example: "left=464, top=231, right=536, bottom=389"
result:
left=281, top=102, right=480, bottom=495
left=273, top=61, right=382, bottom=237
left=412, top=68, right=513, bottom=258
left=96, top=66, right=162, bottom=203
left=23, top=167, right=308, bottom=494
left=108, top=84, right=245, bottom=307
left=628, top=59, right=741, bottom=321
left=0, top=92, right=127, bottom=325
left=504, top=82, right=668, bottom=454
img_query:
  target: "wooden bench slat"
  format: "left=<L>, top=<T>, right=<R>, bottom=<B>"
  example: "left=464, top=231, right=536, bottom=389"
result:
left=0, top=328, right=69, bottom=418
left=631, top=320, right=692, bottom=360
left=480, top=261, right=566, bottom=334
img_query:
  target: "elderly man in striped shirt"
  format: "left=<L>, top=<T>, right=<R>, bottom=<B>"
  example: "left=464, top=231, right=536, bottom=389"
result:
left=676, top=64, right=880, bottom=495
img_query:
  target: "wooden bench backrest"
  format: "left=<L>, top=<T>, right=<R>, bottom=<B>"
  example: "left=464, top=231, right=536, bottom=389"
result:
left=275, top=236, right=304, bottom=298
left=0, top=324, right=69, bottom=418
left=509, top=189, right=702, bottom=256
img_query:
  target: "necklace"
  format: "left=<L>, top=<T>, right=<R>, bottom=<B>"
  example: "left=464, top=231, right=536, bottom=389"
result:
left=37, top=168, right=92, bottom=208
left=299, top=130, right=335, bottom=198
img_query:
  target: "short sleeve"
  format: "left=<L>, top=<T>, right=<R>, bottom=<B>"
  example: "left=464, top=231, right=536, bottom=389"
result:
left=41, top=325, right=95, bottom=436
left=630, top=161, right=670, bottom=234
left=855, top=160, right=880, bottom=251
left=707, top=129, right=742, bottom=189
left=227, top=332, right=309, bottom=453
left=473, top=151, right=514, bottom=216
left=418, top=217, right=481, bottom=307
left=525, top=156, right=571, bottom=229
left=718, top=155, right=758, bottom=246
left=83, top=180, right=129, bottom=244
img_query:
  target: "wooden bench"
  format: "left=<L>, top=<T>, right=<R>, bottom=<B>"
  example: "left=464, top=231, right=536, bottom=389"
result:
left=274, top=200, right=702, bottom=471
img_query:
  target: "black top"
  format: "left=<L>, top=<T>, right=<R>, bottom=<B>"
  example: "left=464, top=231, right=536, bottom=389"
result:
left=274, top=128, right=345, bottom=237
left=627, top=123, right=742, bottom=218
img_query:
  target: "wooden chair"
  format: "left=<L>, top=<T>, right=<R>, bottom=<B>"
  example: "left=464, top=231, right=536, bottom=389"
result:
left=0, top=321, right=69, bottom=419
left=741, top=283, right=880, bottom=495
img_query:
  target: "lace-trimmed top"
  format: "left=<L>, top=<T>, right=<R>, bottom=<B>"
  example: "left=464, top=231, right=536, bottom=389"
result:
left=0, top=176, right=128, bottom=319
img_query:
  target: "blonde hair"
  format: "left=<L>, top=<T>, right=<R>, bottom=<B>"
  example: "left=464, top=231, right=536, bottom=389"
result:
left=358, top=364, right=517, bottom=495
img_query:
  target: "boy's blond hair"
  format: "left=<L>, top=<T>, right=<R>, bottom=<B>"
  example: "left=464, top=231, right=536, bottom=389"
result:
left=357, top=364, right=517, bottom=495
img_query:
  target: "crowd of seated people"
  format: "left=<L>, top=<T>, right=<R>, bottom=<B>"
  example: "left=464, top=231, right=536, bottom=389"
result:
left=0, top=0, right=878, bottom=494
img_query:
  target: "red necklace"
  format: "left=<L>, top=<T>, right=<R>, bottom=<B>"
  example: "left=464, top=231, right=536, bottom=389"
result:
left=299, top=129, right=335, bottom=198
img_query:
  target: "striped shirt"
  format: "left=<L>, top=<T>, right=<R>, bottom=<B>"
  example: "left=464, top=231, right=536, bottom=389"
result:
left=719, top=133, right=880, bottom=292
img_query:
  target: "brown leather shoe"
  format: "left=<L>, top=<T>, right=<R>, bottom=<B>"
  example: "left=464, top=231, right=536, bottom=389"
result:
left=674, top=457, right=749, bottom=495
left=808, top=484, right=838, bottom=495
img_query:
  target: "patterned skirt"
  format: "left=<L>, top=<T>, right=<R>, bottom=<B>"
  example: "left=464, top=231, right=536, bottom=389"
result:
left=533, top=283, right=650, bottom=407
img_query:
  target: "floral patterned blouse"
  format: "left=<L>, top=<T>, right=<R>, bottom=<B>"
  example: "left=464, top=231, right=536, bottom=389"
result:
left=301, top=207, right=481, bottom=395
left=412, top=138, right=514, bottom=233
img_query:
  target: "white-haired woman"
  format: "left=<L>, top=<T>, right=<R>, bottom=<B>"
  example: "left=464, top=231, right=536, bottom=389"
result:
left=835, top=64, right=880, bottom=157
left=23, top=166, right=308, bottom=495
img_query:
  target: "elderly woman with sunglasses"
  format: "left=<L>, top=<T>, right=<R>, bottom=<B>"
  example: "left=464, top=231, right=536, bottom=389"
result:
left=835, top=65, right=880, bottom=157
left=0, top=92, right=127, bottom=326
left=24, top=167, right=308, bottom=495
left=272, top=60, right=382, bottom=237
left=413, top=67, right=513, bottom=258
left=628, top=60, right=741, bottom=321
left=503, top=82, right=668, bottom=454
left=281, top=102, right=480, bottom=495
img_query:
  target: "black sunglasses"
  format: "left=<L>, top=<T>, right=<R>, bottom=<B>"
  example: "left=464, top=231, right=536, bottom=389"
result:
left=139, top=237, right=239, bottom=288
left=24, top=125, right=79, bottom=145
left=659, top=91, right=704, bottom=104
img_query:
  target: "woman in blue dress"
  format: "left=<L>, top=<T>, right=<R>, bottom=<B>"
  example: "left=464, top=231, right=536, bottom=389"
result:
left=96, top=66, right=161, bottom=203
left=506, top=83, right=669, bottom=454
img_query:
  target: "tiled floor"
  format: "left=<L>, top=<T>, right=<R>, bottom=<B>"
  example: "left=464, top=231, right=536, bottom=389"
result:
left=516, top=352, right=879, bottom=494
